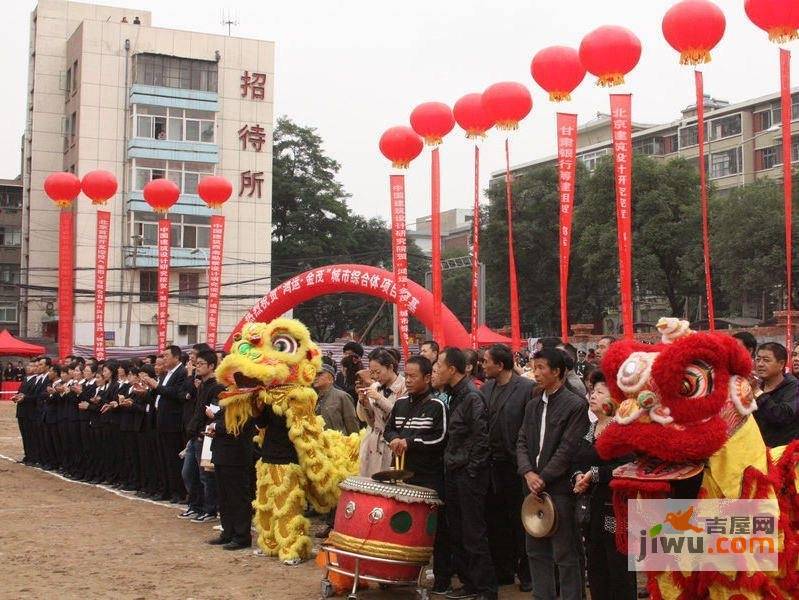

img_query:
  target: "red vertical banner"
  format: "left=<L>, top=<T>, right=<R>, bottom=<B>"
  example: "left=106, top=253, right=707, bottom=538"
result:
left=556, top=113, right=578, bottom=343
left=94, top=210, right=111, bottom=360
left=695, top=71, right=715, bottom=331
left=504, top=139, right=522, bottom=351
left=390, top=175, right=410, bottom=359
left=610, top=94, right=635, bottom=338
left=470, top=145, right=480, bottom=349
left=58, top=211, right=74, bottom=361
left=157, top=219, right=171, bottom=351
left=431, top=148, right=444, bottom=345
left=207, top=215, right=225, bottom=351
left=781, top=49, right=793, bottom=351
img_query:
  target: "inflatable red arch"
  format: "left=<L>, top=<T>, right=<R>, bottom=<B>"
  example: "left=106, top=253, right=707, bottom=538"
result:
left=224, top=264, right=470, bottom=350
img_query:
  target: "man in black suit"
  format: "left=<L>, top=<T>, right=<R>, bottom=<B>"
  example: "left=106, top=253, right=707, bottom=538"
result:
left=32, top=357, right=52, bottom=467
left=517, top=348, right=588, bottom=600
left=143, top=345, right=187, bottom=502
left=480, top=344, right=534, bottom=592
left=12, top=362, right=35, bottom=464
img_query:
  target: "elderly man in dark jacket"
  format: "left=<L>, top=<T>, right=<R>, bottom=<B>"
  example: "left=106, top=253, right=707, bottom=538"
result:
left=435, top=347, right=497, bottom=600
left=517, top=348, right=589, bottom=600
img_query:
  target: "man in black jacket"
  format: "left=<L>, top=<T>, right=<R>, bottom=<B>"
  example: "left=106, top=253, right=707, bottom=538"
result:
left=385, top=355, right=452, bottom=594
left=143, top=345, right=188, bottom=502
left=754, top=342, right=799, bottom=447
left=480, top=344, right=534, bottom=592
left=517, top=348, right=588, bottom=600
left=12, top=362, right=35, bottom=464
left=435, top=347, right=497, bottom=600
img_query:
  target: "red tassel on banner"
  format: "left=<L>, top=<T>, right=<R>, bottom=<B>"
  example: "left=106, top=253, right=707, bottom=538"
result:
left=504, top=139, right=522, bottom=351
left=781, top=49, right=794, bottom=351
left=431, top=148, right=445, bottom=345
left=94, top=211, right=111, bottom=360
left=695, top=71, right=716, bottom=331
left=207, top=215, right=225, bottom=350
left=390, top=175, right=410, bottom=359
left=157, top=219, right=171, bottom=351
left=610, top=94, right=635, bottom=338
left=557, top=113, right=578, bottom=343
left=470, top=145, right=480, bottom=350
left=58, top=211, right=74, bottom=361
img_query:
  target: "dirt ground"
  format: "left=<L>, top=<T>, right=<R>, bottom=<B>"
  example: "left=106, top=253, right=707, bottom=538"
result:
left=0, top=403, right=529, bottom=600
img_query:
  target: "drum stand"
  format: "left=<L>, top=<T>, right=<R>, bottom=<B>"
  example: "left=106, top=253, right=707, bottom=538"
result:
left=319, top=545, right=429, bottom=600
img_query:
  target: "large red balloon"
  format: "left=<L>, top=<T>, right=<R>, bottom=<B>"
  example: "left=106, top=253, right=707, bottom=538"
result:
left=197, top=175, right=232, bottom=209
left=379, top=126, right=424, bottom=169
left=81, top=170, right=118, bottom=205
left=579, top=25, right=642, bottom=87
left=663, top=0, right=726, bottom=65
left=143, top=178, right=180, bottom=214
left=481, top=82, right=532, bottom=131
left=44, top=172, right=81, bottom=208
left=410, top=102, right=455, bottom=146
left=453, top=93, right=495, bottom=139
left=745, top=0, right=799, bottom=43
left=531, top=46, right=586, bottom=102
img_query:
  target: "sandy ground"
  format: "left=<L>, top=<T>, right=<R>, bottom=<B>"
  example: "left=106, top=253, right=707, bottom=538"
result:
left=0, top=403, right=530, bottom=600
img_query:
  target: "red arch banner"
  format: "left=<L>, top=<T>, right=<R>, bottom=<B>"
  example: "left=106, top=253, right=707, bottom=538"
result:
left=224, top=264, right=470, bottom=350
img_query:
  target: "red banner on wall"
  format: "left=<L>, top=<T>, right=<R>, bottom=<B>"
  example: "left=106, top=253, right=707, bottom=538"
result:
left=695, top=71, right=715, bottom=332
left=610, top=94, right=634, bottom=338
left=93, top=210, right=111, bottom=360
left=431, top=148, right=444, bottom=345
left=390, top=175, right=410, bottom=359
left=781, top=49, right=793, bottom=351
left=470, top=145, right=480, bottom=349
left=58, top=210, right=74, bottom=361
left=157, top=219, right=171, bottom=351
left=207, top=215, right=225, bottom=350
left=557, top=113, right=578, bottom=343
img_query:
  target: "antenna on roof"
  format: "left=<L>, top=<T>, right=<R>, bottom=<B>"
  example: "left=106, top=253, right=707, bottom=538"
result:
left=221, top=9, right=239, bottom=36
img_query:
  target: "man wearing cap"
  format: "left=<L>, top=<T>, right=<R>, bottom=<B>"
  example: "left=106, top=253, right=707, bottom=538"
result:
left=313, top=363, right=360, bottom=435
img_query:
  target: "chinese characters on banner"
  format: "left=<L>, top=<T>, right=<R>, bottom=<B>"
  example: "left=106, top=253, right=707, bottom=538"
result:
left=389, top=175, right=410, bottom=359
left=93, top=211, right=111, bottom=360
left=470, top=146, right=480, bottom=349
left=58, top=211, right=74, bottom=361
left=239, top=170, right=264, bottom=198
left=239, top=70, right=266, bottom=197
left=610, top=94, right=634, bottom=338
left=238, top=124, right=266, bottom=152
left=557, top=113, right=578, bottom=343
left=240, top=71, right=266, bottom=100
left=206, top=215, right=225, bottom=350
left=157, top=219, right=171, bottom=350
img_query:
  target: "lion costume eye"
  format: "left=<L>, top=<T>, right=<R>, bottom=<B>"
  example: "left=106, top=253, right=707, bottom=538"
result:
left=272, top=334, right=298, bottom=354
left=680, top=361, right=713, bottom=398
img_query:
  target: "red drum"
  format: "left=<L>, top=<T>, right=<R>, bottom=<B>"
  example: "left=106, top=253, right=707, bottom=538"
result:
left=329, top=476, right=441, bottom=581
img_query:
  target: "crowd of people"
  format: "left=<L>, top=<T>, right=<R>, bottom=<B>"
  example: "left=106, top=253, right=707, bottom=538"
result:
left=10, top=329, right=798, bottom=600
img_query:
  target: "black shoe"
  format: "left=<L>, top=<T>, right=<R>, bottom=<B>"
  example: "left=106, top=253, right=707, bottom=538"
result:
left=518, top=581, right=532, bottom=593
left=207, top=536, right=232, bottom=545
left=222, top=540, right=251, bottom=551
left=431, top=581, right=453, bottom=595
left=474, top=595, right=497, bottom=600
left=169, top=495, right=182, bottom=504
left=446, top=589, right=477, bottom=600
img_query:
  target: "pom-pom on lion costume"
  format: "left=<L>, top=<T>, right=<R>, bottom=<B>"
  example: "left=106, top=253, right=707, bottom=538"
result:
left=216, top=318, right=361, bottom=564
left=596, top=318, right=799, bottom=600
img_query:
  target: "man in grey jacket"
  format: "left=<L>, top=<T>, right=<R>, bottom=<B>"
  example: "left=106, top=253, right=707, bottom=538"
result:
left=313, top=364, right=360, bottom=435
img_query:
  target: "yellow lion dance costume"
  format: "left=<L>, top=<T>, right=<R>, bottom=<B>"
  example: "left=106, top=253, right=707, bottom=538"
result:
left=216, top=318, right=361, bottom=564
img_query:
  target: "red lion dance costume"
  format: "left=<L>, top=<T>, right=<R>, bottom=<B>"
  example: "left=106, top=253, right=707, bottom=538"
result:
left=596, top=318, right=799, bottom=600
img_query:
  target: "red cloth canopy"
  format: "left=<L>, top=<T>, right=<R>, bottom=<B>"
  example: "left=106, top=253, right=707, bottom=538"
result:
left=474, top=324, right=514, bottom=347
left=0, top=330, right=45, bottom=357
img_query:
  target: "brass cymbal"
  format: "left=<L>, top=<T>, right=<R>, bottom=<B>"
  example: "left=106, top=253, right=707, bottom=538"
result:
left=371, top=468, right=415, bottom=483
left=521, top=492, right=558, bottom=538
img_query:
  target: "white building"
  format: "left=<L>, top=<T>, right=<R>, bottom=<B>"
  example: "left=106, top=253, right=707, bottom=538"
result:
left=22, top=0, right=273, bottom=350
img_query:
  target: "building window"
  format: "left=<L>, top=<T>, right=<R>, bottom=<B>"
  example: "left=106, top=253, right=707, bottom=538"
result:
left=578, top=148, right=609, bottom=172
left=69, top=112, right=77, bottom=144
left=708, top=147, right=742, bottom=179
left=0, top=188, right=22, bottom=210
left=131, top=158, right=214, bottom=194
left=0, top=264, right=20, bottom=284
left=133, top=105, right=215, bottom=144
left=139, top=271, right=157, bottom=302
left=131, top=211, right=210, bottom=249
left=662, top=134, right=678, bottom=154
left=72, top=59, right=78, bottom=94
left=179, top=272, right=200, bottom=304
left=709, top=114, right=741, bottom=141
left=133, top=53, right=218, bottom=93
left=0, top=227, right=21, bottom=247
left=0, top=303, right=17, bottom=323
left=65, top=67, right=71, bottom=98
left=755, top=146, right=780, bottom=171
left=632, top=137, right=662, bottom=156
left=679, top=124, right=698, bottom=148
left=753, top=110, right=772, bottom=133
left=178, top=324, right=198, bottom=344
left=140, top=324, right=158, bottom=346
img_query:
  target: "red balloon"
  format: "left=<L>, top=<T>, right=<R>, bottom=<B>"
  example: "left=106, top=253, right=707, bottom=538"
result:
left=44, top=172, right=81, bottom=208
left=453, top=93, right=495, bottom=139
left=481, top=82, right=532, bottom=131
left=531, top=46, right=586, bottom=102
left=409, top=102, right=455, bottom=146
left=379, top=126, right=424, bottom=169
left=579, top=25, right=642, bottom=87
left=745, top=0, right=799, bottom=44
left=81, top=170, right=118, bottom=205
left=143, top=178, right=180, bottom=214
left=663, top=0, right=726, bottom=65
left=197, top=176, right=232, bottom=209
